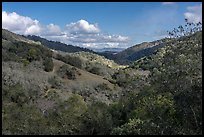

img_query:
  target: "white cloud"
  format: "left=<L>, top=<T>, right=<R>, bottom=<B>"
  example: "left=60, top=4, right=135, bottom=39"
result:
left=2, top=11, right=41, bottom=35
left=43, top=24, right=62, bottom=36
left=81, top=42, right=126, bottom=49
left=2, top=11, right=129, bottom=49
left=67, top=33, right=128, bottom=43
left=44, top=20, right=129, bottom=49
left=184, top=4, right=202, bottom=23
left=66, top=19, right=100, bottom=34
left=25, top=24, right=41, bottom=35
left=162, top=2, right=175, bottom=5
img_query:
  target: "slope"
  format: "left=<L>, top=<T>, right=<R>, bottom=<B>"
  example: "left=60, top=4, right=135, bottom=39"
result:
left=2, top=29, right=122, bottom=105
left=111, top=39, right=168, bottom=64
left=26, top=35, right=95, bottom=53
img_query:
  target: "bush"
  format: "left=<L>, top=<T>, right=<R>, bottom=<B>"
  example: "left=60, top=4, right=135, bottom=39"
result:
left=49, top=94, right=88, bottom=135
left=95, top=83, right=111, bottom=91
left=81, top=101, right=113, bottom=135
left=43, top=58, right=54, bottom=72
left=57, top=65, right=78, bottom=80
left=21, top=59, right=30, bottom=66
left=2, top=83, right=29, bottom=106
left=89, top=66, right=101, bottom=75
left=56, top=54, right=84, bottom=69
left=27, top=48, right=39, bottom=62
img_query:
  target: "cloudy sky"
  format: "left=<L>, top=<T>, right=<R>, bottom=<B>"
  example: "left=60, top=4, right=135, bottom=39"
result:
left=2, top=2, right=202, bottom=50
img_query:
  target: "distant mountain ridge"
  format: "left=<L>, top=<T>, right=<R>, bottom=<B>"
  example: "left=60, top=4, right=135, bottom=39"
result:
left=92, top=47, right=125, bottom=52
left=26, top=35, right=95, bottom=53
left=100, top=39, right=168, bottom=64
left=25, top=34, right=167, bottom=65
left=6, top=29, right=168, bottom=65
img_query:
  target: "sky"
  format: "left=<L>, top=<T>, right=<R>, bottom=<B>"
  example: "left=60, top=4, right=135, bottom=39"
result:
left=2, top=2, right=202, bottom=51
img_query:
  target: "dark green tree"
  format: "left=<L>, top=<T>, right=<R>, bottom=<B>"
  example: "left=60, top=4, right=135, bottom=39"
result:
left=43, top=57, right=54, bottom=72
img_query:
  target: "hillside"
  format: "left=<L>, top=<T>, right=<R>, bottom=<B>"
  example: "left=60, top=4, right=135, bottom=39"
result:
left=2, top=28, right=202, bottom=135
left=111, top=31, right=202, bottom=135
left=2, top=29, right=128, bottom=135
left=50, top=49, right=127, bottom=80
left=25, top=34, right=169, bottom=65
left=2, top=29, right=122, bottom=104
left=100, top=39, right=169, bottom=65
left=26, top=35, right=95, bottom=53
left=2, top=29, right=41, bottom=44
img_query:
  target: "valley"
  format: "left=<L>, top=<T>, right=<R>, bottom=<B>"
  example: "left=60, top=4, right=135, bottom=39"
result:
left=2, top=20, right=202, bottom=135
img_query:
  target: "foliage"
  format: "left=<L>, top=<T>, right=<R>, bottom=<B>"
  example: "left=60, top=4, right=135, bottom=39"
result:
left=21, top=58, right=30, bottom=66
left=2, top=83, right=29, bottom=106
left=56, top=54, right=84, bottom=69
left=2, top=26, right=202, bottom=135
left=2, top=103, right=49, bottom=135
left=149, top=32, right=202, bottom=134
left=43, top=57, right=54, bottom=72
left=3, top=41, right=52, bottom=62
left=81, top=101, right=113, bottom=135
left=47, top=94, right=88, bottom=135
left=88, top=66, right=101, bottom=75
left=112, top=31, right=202, bottom=135
left=167, top=18, right=202, bottom=38
left=95, top=83, right=111, bottom=91
left=57, top=64, right=80, bottom=80
left=48, top=76, right=62, bottom=89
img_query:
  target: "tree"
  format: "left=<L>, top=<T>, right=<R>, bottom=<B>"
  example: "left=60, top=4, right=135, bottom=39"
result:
left=43, top=57, right=54, bottom=72
left=81, top=101, right=113, bottom=135
left=27, top=48, right=40, bottom=62
left=167, top=18, right=202, bottom=38
left=57, top=65, right=78, bottom=80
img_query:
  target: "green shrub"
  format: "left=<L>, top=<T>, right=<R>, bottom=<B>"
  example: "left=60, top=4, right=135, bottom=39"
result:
left=56, top=54, right=84, bottom=69
left=89, top=66, right=101, bottom=75
left=43, top=58, right=54, bottom=72
left=81, top=101, right=113, bottom=135
left=57, top=65, right=78, bottom=80
left=21, top=59, right=30, bottom=66
left=2, top=83, right=29, bottom=106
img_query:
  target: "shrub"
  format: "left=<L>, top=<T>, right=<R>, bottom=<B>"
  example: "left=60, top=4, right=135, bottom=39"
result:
left=2, top=83, right=29, bottom=106
left=55, top=54, right=84, bottom=69
left=81, top=101, right=113, bottom=135
left=57, top=65, right=77, bottom=80
left=95, top=83, right=111, bottom=91
left=21, top=59, right=30, bottom=66
left=89, top=66, right=101, bottom=75
left=43, top=58, right=54, bottom=72
left=48, top=76, right=62, bottom=89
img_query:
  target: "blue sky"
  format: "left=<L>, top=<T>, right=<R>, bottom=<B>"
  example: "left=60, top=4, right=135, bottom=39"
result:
left=2, top=2, right=202, bottom=50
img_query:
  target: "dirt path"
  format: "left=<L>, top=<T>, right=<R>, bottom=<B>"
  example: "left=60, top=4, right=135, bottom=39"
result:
left=52, top=58, right=65, bottom=73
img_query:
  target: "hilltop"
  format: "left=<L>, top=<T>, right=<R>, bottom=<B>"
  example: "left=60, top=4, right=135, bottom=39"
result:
left=26, top=35, right=95, bottom=53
